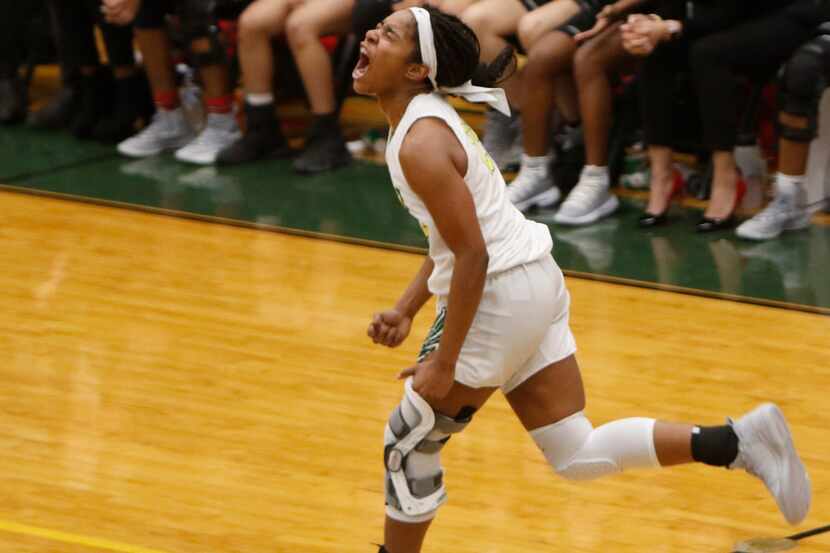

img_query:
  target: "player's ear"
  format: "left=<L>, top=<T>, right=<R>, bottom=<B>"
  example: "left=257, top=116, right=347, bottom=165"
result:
left=405, top=62, right=430, bottom=84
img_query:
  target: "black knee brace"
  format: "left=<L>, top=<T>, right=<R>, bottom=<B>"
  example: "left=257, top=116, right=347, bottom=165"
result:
left=779, top=33, right=830, bottom=142
left=181, top=0, right=227, bottom=67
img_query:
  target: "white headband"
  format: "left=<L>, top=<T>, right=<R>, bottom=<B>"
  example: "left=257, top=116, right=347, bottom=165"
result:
left=408, top=7, right=511, bottom=116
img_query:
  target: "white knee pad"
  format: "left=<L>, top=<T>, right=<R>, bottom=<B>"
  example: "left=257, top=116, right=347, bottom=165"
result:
left=530, top=412, right=660, bottom=481
left=383, top=379, right=473, bottom=523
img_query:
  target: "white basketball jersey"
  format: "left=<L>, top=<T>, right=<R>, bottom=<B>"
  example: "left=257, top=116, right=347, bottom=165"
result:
left=386, top=93, right=553, bottom=296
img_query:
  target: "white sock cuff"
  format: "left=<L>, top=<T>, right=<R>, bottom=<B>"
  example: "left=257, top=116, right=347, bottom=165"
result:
left=521, top=152, right=554, bottom=168
left=776, top=173, right=805, bottom=194
left=246, top=92, right=274, bottom=106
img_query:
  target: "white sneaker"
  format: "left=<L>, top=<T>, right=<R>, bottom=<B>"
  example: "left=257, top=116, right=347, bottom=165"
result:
left=175, top=112, right=242, bottom=165
left=729, top=403, right=811, bottom=525
left=117, top=108, right=195, bottom=158
left=482, top=110, right=522, bottom=171
left=736, top=194, right=811, bottom=241
left=553, top=169, right=619, bottom=226
left=508, top=156, right=561, bottom=212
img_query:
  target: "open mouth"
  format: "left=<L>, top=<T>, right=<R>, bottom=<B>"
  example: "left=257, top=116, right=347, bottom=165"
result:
left=353, top=46, right=371, bottom=80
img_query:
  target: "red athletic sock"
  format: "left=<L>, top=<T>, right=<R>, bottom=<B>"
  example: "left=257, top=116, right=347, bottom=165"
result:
left=154, top=90, right=180, bottom=111
left=205, top=94, right=234, bottom=114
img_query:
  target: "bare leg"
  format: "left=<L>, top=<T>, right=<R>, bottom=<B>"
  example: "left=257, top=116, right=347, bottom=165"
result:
left=190, top=37, right=230, bottom=99
left=285, top=0, right=355, bottom=115
left=778, top=113, right=811, bottom=176
left=645, top=145, right=675, bottom=215
left=574, top=22, right=631, bottom=166
left=460, top=0, right=526, bottom=106
left=706, top=150, right=739, bottom=219
left=238, top=0, right=294, bottom=96
left=521, top=31, right=578, bottom=156
left=134, top=29, right=177, bottom=95
left=383, top=381, right=497, bottom=553
left=517, top=0, right=581, bottom=51
left=506, top=355, right=695, bottom=466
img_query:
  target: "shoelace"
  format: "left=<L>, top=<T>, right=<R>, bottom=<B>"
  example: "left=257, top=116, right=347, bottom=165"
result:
left=134, top=112, right=171, bottom=140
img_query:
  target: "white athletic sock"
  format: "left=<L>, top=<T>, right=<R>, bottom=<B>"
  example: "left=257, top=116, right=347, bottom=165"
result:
left=582, top=165, right=610, bottom=187
left=776, top=173, right=805, bottom=203
left=520, top=152, right=553, bottom=174
left=246, top=92, right=274, bottom=106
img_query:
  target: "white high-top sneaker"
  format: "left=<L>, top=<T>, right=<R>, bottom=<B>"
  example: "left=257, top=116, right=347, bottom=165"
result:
left=117, top=108, right=195, bottom=158
left=736, top=179, right=811, bottom=240
left=175, top=112, right=242, bottom=165
left=554, top=166, right=619, bottom=226
left=729, top=403, right=811, bottom=525
left=507, top=154, right=560, bottom=212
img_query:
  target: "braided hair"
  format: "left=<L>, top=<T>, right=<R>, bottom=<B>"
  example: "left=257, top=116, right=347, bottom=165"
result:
left=409, top=5, right=516, bottom=90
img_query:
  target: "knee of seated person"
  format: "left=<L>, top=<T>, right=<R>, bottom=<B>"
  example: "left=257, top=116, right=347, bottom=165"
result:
left=784, top=46, right=825, bottom=99
left=285, top=16, right=317, bottom=48
left=517, top=15, right=542, bottom=50
left=459, top=5, right=492, bottom=33
left=238, top=7, right=272, bottom=37
left=525, top=35, right=562, bottom=74
left=573, top=41, right=603, bottom=81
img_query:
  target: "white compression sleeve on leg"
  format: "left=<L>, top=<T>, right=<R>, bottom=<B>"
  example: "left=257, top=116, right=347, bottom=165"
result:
left=530, top=412, right=660, bottom=481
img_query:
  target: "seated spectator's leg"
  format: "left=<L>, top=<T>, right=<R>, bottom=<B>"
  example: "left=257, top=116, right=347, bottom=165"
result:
left=117, top=0, right=195, bottom=158
left=461, top=0, right=526, bottom=105
left=286, top=0, right=356, bottom=173
left=216, top=0, right=297, bottom=165
left=0, top=0, right=38, bottom=124
left=737, top=31, right=830, bottom=240
left=506, top=30, right=578, bottom=212
left=45, top=1, right=112, bottom=138
left=93, top=5, right=154, bottom=143
left=517, top=0, right=580, bottom=52
left=573, top=22, right=630, bottom=170
left=432, top=0, right=478, bottom=17
left=171, top=0, right=242, bottom=164
left=638, top=41, right=685, bottom=222
left=27, top=0, right=82, bottom=129
left=689, top=14, right=814, bottom=226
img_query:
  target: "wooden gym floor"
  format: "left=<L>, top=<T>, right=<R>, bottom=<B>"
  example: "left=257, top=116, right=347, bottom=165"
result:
left=0, top=190, right=828, bottom=553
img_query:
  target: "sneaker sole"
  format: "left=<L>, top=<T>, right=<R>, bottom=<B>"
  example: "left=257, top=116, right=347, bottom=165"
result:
left=736, top=217, right=811, bottom=241
left=745, top=403, right=811, bottom=525
left=554, top=194, right=619, bottom=226
left=119, top=137, right=196, bottom=159
left=513, top=187, right=561, bottom=212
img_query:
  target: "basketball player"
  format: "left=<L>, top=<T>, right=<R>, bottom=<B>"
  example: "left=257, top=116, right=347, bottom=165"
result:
left=356, top=7, right=811, bottom=553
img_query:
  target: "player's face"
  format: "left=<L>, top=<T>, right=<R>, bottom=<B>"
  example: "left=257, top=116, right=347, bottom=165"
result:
left=353, top=11, right=426, bottom=96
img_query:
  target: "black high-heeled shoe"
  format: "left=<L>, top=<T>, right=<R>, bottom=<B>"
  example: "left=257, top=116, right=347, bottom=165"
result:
left=638, top=171, right=685, bottom=228
left=695, top=177, right=747, bottom=233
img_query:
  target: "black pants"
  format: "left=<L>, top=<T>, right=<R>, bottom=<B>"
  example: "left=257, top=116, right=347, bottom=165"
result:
left=639, top=11, right=817, bottom=152
left=51, top=0, right=135, bottom=71
left=0, top=0, right=42, bottom=78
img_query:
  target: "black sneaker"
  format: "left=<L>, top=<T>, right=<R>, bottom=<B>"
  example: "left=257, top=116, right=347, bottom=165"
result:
left=293, top=116, right=352, bottom=174
left=93, top=72, right=154, bottom=143
left=216, top=102, right=293, bottom=165
left=70, top=69, right=114, bottom=139
left=27, top=85, right=79, bottom=130
left=0, top=77, right=26, bottom=125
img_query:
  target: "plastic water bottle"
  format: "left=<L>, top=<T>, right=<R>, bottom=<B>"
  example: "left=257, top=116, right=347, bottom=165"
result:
left=735, top=142, right=767, bottom=210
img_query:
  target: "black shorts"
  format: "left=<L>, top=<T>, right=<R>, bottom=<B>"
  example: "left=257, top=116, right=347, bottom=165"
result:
left=555, top=0, right=609, bottom=37
left=519, top=0, right=553, bottom=10
left=135, top=0, right=177, bottom=29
